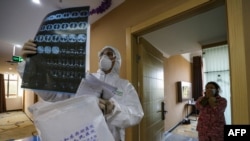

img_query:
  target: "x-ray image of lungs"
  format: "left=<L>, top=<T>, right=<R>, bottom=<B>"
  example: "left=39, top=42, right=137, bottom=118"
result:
left=52, top=35, right=60, bottom=42
left=44, top=46, right=52, bottom=54
left=60, top=34, right=68, bottom=42
left=46, top=24, right=53, bottom=30
left=69, top=22, right=78, bottom=30
left=39, top=22, right=88, bottom=32
left=52, top=46, right=60, bottom=54
left=34, top=35, right=43, bottom=42
left=37, top=46, right=44, bottom=54
left=22, top=6, right=89, bottom=93
left=68, top=34, right=77, bottom=42
left=53, top=23, right=60, bottom=30
left=77, top=34, right=86, bottom=43
left=44, top=35, right=52, bottom=42
left=44, top=9, right=89, bottom=21
left=61, top=23, right=69, bottom=30
left=78, top=22, right=88, bottom=29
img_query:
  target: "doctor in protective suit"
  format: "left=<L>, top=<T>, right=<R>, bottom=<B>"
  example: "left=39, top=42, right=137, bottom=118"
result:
left=18, top=40, right=144, bottom=141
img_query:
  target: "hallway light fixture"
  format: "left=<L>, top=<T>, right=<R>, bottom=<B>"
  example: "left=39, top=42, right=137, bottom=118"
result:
left=32, top=0, right=40, bottom=5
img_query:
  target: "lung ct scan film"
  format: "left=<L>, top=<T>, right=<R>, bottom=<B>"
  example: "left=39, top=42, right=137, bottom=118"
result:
left=21, top=6, right=89, bottom=93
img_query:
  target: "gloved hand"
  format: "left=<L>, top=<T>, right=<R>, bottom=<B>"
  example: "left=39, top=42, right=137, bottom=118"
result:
left=99, top=98, right=115, bottom=115
left=21, top=39, right=37, bottom=59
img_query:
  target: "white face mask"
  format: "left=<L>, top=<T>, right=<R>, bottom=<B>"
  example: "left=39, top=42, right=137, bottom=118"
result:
left=99, top=55, right=112, bottom=71
left=211, top=89, right=216, bottom=95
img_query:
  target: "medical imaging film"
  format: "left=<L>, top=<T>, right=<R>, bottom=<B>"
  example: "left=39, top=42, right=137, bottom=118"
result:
left=21, top=6, right=89, bottom=93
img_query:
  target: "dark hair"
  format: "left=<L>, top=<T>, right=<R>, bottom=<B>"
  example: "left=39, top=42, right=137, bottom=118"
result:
left=206, top=81, right=221, bottom=96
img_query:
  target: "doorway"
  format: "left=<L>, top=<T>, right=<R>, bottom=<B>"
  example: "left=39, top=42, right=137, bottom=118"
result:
left=126, top=0, right=230, bottom=140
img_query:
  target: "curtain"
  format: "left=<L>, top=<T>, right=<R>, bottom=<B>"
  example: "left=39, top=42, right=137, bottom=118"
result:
left=192, top=56, right=203, bottom=101
left=202, top=44, right=231, bottom=124
left=0, top=73, right=6, bottom=113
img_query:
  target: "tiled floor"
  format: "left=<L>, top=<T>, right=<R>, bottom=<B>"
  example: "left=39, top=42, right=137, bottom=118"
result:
left=163, top=116, right=198, bottom=141
left=163, top=132, right=198, bottom=141
left=171, top=116, right=198, bottom=138
left=0, top=111, right=37, bottom=141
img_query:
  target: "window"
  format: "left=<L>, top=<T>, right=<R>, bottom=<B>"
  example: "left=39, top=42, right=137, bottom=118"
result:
left=4, top=74, right=20, bottom=98
left=202, top=44, right=231, bottom=124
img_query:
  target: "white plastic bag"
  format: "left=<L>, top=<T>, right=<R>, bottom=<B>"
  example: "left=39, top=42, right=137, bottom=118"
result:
left=32, top=95, right=115, bottom=141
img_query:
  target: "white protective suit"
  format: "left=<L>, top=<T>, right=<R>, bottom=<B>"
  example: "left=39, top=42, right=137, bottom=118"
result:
left=17, top=46, right=144, bottom=141
left=92, top=46, right=144, bottom=141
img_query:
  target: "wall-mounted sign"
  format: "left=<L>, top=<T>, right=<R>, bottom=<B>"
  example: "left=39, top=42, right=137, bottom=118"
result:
left=12, top=56, right=23, bottom=62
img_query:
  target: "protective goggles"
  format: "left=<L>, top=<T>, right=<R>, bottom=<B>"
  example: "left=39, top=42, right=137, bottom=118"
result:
left=100, top=50, right=116, bottom=58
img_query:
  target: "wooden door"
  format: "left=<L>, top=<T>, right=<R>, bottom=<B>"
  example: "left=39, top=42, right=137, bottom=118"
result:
left=138, top=37, right=165, bottom=141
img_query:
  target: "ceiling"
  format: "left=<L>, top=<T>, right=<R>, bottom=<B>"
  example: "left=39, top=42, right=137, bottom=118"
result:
left=142, top=5, right=227, bottom=60
left=0, top=1, right=227, bottom=75
left=0, top=0, right=125, bottom=74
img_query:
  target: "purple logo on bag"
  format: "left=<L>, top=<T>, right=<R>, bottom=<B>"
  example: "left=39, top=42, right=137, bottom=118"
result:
left=62, top=124, right=98, bottom=141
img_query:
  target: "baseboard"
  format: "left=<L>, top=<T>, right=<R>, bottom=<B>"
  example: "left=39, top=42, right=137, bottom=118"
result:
left=6, top=109, right=22, bottom=112
left=165, top=119, right=184, bottom=134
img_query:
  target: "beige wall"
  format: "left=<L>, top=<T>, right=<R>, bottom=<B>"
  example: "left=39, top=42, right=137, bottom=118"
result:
left=89, top=0, right=191, bottom=75
left=90, top=0, right=250, bottom=126
left=164, top=55, right=192, bottom=130
left=90, top=0, right=199, bottom=129
left=23, top=89, right=35, bottom=120
left=6, top=97, right=22, bottom=111
left=89, top=0, right=204, bottom=139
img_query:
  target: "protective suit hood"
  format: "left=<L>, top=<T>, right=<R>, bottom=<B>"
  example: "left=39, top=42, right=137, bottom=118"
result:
left=98, top=46, right=121, bottom=74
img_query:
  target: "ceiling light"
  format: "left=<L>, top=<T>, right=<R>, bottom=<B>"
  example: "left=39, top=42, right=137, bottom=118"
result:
left=32, top=0, right=40, bottom=4
left=14, top=44, right=22, bottom=48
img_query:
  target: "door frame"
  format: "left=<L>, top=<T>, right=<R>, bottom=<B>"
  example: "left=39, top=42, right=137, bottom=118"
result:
left=126, top=0, right=225, bottom=88
left=126, top=1, right=225, bottom=140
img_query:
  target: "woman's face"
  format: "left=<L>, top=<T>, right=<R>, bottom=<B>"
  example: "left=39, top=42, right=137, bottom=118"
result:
left=205, top=83, right=217, bottom=97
